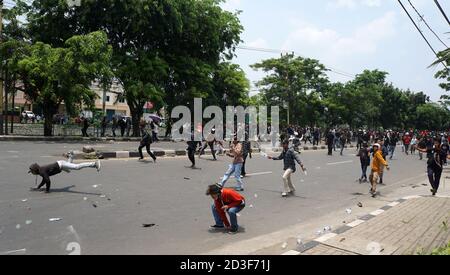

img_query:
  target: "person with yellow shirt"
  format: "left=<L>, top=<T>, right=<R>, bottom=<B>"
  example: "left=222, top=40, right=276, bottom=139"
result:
left=369, top=143, right=390, bottom=197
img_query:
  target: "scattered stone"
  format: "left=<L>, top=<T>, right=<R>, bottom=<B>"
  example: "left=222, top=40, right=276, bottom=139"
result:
left=340, top=238, right=346, bottom=242
left=49, top=218, right=62, bottom=222
left=254, top=194, right=258, bottom=199
left=142, top=224, right=157, bottom=228
left=357, top=202, right=363, bottom=208
left=21, top=199, right=28, bottom=202
left=25, top=220, right=32, bottom=225
left=281, top=242, right=288, bottom=250
left=346, top=208, right=352, bottom=214
left=82, top=146, right=96, bottom=153
left=16, top=224, right=21, bottom=230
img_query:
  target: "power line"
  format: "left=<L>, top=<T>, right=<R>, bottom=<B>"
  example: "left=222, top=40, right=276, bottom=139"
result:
left=236, top=45, right=356, bottom=79
left=434, top=0, right=450, bottom=26
left=397, top=0, right=447, bottom=68
left=408, top=0, right=448, bottom=48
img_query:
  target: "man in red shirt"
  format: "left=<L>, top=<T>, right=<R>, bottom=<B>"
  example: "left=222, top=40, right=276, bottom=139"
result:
left=206, top=184, right=245, bottom=234
left=403, top=133, right=412, bottom=155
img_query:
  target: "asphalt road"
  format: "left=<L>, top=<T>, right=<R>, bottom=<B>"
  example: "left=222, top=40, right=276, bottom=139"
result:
left=0, top=141, right=429, bottom=255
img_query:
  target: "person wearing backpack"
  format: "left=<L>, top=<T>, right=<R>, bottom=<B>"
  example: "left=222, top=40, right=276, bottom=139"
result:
left=138, top=130, right=157, bottom=162
left=357, top=142, right=370, bottom=183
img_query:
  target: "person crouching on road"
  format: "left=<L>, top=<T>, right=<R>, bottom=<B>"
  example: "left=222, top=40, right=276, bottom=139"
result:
left=29, top=159, right=101, bottom=193
left=268, top=140, right=306, bottom=198
left=369, top=143, right=390, bottom=197
left=207, top=184, right=245, bottom=235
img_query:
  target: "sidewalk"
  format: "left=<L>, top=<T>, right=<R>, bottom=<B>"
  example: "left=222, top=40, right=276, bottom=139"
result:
left=282, top=168, right=450, bottom=255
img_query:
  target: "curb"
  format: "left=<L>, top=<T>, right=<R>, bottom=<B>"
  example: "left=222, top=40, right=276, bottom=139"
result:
left=0, top=135, right=171, bottom=142
left=281, top=195, right=436, bottom=256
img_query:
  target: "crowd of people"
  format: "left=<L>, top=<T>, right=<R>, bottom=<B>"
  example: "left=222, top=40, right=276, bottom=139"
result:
left=27, top=121, right=450, bottom=235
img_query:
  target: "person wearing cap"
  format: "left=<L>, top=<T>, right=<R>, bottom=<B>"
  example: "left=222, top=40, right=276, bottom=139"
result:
left=268, top=140, right=306, bottom=197
left=206, top=184, right=246, bottom=234
left=369, top=143, right=390, bottom=197
left=28, top=159, right=101, bottom=193
left=219, top=134, right=245, bottom=191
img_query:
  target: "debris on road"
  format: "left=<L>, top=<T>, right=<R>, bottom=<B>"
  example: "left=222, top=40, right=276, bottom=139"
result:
left=25, top=220, right=32, bottom=225
left=142, top=224, right=157, bottom=228
left=357, top=202, right=363, bottom=208
left=249, top=204, right=254, bottom=208
left=323, top=226, right=332, bottom=232
left=21, top=199, right=28, bottom=202
left=346, top=208, right=352, bottom=214
left=184, top=177, right=191, bottom=180
left=16, top=224, right=21, bottom=230
left=254, top=194, right=258, bottom=198
left=281, top=242, right=288, bottom=250
left=49, top=218, right=62, bottom=222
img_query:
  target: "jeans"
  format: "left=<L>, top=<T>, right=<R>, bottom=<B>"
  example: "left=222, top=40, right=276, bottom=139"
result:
left=212, top=204, right=244, bottom=230
left=389, top=145, right=396, bottom=159
left=361, top=164, right=368, bottom=180
left=220, top=163, right=244, bottom=189
left=57, top=161, right=96, bottom=173
left=428, top=166, right=443, bottom=191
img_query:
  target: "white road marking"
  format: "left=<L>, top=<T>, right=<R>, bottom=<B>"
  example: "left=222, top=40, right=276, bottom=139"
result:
left=327, top=160, right=354, bottom=166
left=387, top=202, right=400, bottom=207
left=347, top=219, right=365, bottom=228
left=0, top=248, right=27, bottom=255
left=67, top=225, right=81, bottom=243
left=370, top=209, right=385, bottom=216
left=315, top=233, right=337, bottom=243
left=282, top=250, right=301, bottom=255
left=402, top=195, right=422, bottom=200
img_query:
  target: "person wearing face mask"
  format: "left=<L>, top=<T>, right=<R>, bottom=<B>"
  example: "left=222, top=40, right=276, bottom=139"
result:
left=418, top=138, right=446, bottom=196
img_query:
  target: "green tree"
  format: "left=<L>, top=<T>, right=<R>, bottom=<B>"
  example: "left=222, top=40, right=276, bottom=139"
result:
left=251, top=53, right=329, bottom=126
left=1, top=31, right=112, bottom=136
left=20, top=0, right=244, bottom=136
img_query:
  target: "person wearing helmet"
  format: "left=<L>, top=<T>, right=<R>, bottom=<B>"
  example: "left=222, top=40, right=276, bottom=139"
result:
left=206, top=184, right=245, bottom=235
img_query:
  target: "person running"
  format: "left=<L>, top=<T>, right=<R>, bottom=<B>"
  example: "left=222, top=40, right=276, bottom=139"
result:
left=207, top=184, right=245, bottom=235
left=389, top=133, right=398, bottom=160
left=219, top=135, right=245, bottom=191
left=186, top=132, right=201, bottom=169
left=268, top=140, right=306, bottom=197
left=378, top=139, right=389, bottom=185
left=241, top=133, right=252, bottom=177
left=369, top=143, right=390, bottom=198
left=138, top=130, right=157, bottom=162
left=403, top=133, right=411, bottom=155
left=339, top=131, right=347, bottom=156
left=357, top=142, right=370, bottom=183
left=410, top=135, right=418, bottom=155
left=418, top=138, right=447, bottom=196
left=200, top=128, right=222, bottom=161
left=29, top=159, right=101, bottom=193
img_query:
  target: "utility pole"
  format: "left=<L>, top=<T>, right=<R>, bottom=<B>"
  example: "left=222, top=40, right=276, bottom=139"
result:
left=0, top=0, right=4, bottom=135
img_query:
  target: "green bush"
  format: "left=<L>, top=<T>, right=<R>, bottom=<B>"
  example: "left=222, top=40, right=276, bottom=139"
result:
left=431, top=242, right=450, bottom=255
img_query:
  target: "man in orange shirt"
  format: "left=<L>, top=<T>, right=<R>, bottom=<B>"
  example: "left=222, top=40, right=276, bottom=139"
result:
left=369, top=143, right=390, bottom=197
left=206, top=184, right=246, bottom=234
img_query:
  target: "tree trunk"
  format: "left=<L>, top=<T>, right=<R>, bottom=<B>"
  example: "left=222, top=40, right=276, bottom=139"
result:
left=131, top=106, right=143, bottom=137
left=43, top=103, right=56, bottom=137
